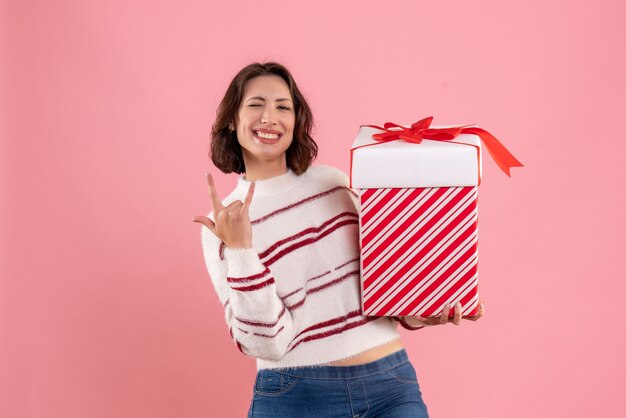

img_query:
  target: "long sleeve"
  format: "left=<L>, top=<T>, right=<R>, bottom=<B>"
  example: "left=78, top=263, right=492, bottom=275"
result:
left=200, top=222, right=296, bottom=361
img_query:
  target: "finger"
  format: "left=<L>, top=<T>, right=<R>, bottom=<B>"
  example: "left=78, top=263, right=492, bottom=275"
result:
left=191, top=216, right=217, bottom=234
left=242, top=181, right=255, bottom=213
left=221, top=201, right=243, bottom=221
left=223, top=201, right=244, bottom=222
left=225, top=200, right=243, bottom=210
left=206, top=172, right=225, bottom=211
left=440, top=304, right=450, bottom=325
left=453, top=302, right=462, bottom=325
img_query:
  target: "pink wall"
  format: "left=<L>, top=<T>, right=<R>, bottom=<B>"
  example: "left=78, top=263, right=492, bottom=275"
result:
left=2, top=0, right=625, bottom=417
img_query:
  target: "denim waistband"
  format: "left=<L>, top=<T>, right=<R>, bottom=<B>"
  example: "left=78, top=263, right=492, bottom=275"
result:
left=266, top=349, right=409, bottom=380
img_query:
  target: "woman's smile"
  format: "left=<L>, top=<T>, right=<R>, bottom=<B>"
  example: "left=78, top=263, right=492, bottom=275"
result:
left=252, top=128, right=282, bottom=144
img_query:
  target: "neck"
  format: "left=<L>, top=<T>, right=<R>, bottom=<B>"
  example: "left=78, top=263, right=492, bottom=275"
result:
left=235, top=164, right=300, bottom=197
left=243, top=158, right=289, bottom=181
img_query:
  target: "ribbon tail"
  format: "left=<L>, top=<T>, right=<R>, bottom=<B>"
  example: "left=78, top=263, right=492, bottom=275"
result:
left=463, top=127, right=524, bottom=177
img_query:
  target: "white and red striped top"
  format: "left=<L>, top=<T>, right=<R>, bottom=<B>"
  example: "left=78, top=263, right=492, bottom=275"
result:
left=200, top=165, right=415, bottom=370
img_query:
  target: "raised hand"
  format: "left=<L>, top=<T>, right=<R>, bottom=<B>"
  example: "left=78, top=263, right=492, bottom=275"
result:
left=400, top=301, right=485, bottom=328
left=192, top=172, right=256, bottom=249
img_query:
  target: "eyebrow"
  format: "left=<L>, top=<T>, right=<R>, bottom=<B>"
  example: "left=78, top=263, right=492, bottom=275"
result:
left=246, top=96, right=293, bottom=103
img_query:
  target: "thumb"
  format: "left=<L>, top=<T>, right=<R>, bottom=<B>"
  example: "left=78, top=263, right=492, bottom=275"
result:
left=191, top=216, right=217, bottom=235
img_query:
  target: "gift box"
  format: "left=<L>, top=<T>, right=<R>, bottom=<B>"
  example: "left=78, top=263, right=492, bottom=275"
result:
left=350, top=117, right=522, bottom=318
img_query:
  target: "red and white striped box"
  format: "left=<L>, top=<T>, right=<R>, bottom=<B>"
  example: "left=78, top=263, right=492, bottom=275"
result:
left=351, top=124, right=483, bottom=318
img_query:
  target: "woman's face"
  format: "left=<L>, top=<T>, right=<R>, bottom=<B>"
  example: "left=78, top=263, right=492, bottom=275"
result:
left=235, top=75, right=295, bottom=171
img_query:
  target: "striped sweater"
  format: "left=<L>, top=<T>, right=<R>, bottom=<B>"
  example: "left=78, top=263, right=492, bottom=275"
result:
left=200, top=165, right=414, bottom=370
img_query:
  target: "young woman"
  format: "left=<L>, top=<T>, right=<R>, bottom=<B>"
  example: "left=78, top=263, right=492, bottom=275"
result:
left=192, top=62, right=484, bottom=417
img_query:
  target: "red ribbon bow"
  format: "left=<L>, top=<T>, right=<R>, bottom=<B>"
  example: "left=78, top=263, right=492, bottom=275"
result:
left=351, top=116, right=523, bottom=187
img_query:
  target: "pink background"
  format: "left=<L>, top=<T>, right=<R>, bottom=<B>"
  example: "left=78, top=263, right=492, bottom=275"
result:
left=2, top=0, right=625, bottom=417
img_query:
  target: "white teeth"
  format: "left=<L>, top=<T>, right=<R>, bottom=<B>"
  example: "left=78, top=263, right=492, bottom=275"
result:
left=254, top=131, right=280, bottom=139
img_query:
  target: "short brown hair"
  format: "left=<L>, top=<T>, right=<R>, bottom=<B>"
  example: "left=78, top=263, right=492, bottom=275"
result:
left=210, top=62, right=318, bottom=175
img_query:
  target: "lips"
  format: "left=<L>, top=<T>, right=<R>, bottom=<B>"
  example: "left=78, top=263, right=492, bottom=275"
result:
left=252, top=129, right=282, bottom=143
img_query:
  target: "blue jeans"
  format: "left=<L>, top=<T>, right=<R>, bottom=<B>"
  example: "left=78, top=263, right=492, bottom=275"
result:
left=247, top=349, right=429, bottom=417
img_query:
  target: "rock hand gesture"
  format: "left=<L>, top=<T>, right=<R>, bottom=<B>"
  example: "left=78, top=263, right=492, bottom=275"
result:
left=192, top=173, right=256, bottom=250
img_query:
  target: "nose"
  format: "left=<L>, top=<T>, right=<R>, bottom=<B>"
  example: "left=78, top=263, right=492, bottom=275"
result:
left=260, top=105, right=277, bottom=125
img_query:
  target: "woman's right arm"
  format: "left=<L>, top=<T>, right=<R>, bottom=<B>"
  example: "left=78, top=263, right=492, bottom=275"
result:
left=200, top=223, right=296, bottom=361
left=193, top=173, right=299, bottom=360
